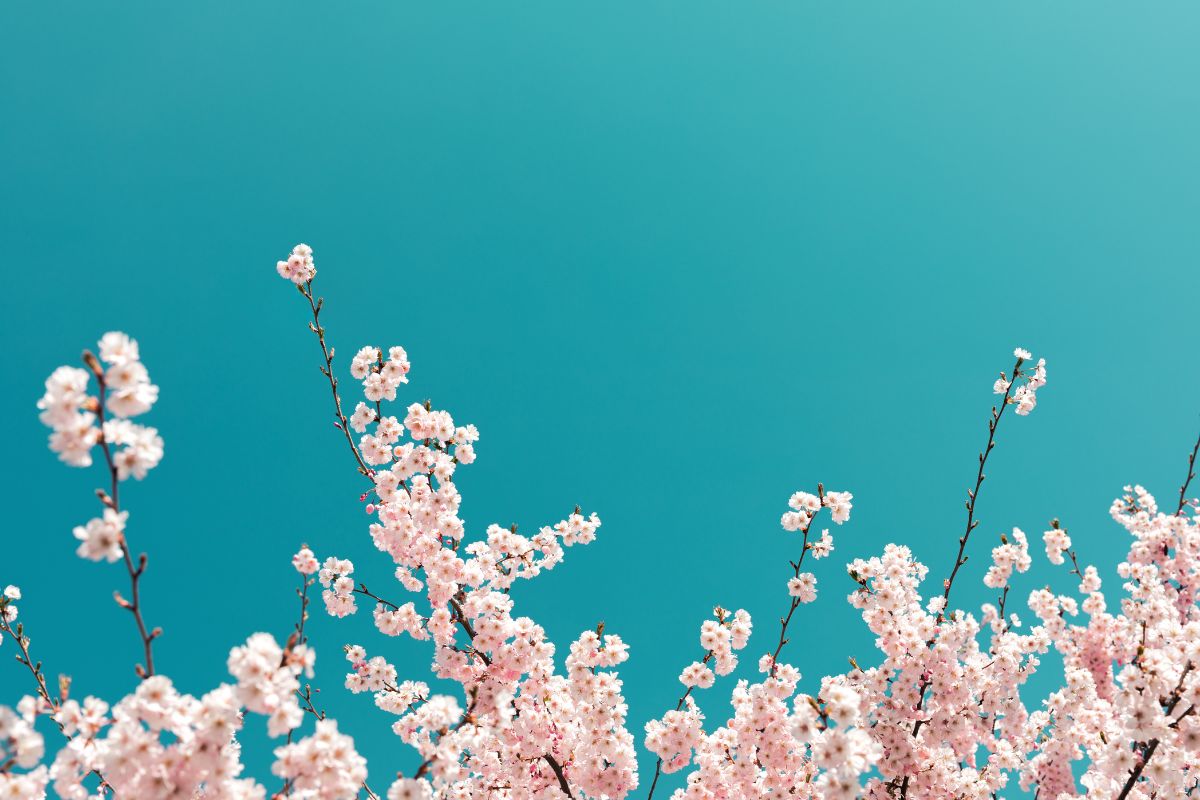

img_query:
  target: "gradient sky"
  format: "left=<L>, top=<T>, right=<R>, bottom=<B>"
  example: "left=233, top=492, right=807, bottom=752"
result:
left=3, top=3, right=1200, bottom=796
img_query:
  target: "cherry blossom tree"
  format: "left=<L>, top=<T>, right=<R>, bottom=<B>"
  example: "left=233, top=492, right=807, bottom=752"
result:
left=1, top=243, right=1197, bottom=800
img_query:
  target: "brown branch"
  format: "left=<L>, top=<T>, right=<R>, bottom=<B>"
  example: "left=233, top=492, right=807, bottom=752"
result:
left=766, top=485, right=825, bottom=676
left=898, top=355, right=1026, bottom=800
left=413, top=689, right=480, bottom=780
left=297, top=281, right=372, bottom=478
left=285, top=273, right=522, bottom=791
left=0, top=616, right=61, bottom=722
left=1177, top=429, right=1200, bottom=515
left=647, top=488, right=826, bottom=800
left=87, top=354, right=161, bottom=679
left=354, top=583, right=400, bottom=611
left=283, top=569, right=315, bottom=762
left=644, top=649, right=716, bottom=799
left=292, top=275, right=495, bottom=672
left=544, top=754, right=574, bottom=798
left=939, top=355, right=1024, bottom=617
left=0, top=609, right=110, bottom=788
left=1116, top=663, right=1193, bottom=800
left=272, top=681, right=382, bottom=800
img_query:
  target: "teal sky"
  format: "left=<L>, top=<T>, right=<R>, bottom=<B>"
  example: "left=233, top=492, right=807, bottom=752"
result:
left=3, top=3, right=1199, bottom=796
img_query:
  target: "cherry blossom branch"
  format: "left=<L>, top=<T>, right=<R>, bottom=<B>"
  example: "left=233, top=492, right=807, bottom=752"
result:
left=646, top=490, right=826, bottom=800
left=0, top=617, right=62, bottom=723
left=1048, top=519, right=1085, bottom=580
left=898, top=354, right=1026, bottom=800
left=296, top=281, right=372, bottom=478
left=0, top=605, right=109, bottom=788
left=939, top=354, right=1024, bottom=617
left=1116, top=662, right=1194, bottom=800
left=767, top=484, right=825, bottom=675
left=292, top=274, right=511, bottom=779
left=293, top=275, right=503, bottom=670
left=287, top=277, right=527, bottom=792
left=644, top=649, right=716, bottom=800
left=86, top=351, right=161, bottom=679
left=544, top=754, right=575, bottom=798
left=274, top=678, right=380, bottom=800
left=1177, top=429, right=1200, bottom=515
left=283, top=569, right=314, bottom=752
left=354, top=583, right=399, bottom=610
left=995, top=584, right=1011, bottom=631
left=412, top=689, right=480, bottom=780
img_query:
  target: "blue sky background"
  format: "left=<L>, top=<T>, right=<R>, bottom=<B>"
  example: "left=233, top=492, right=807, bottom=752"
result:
left=3, top=3, right=1200, bottom=796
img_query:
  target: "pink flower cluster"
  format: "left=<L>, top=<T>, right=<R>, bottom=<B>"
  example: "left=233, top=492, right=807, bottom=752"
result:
left=23, top=628, right=362, bottom=800
left=7, top=253, right=1200, bottom=800
left=276, top=242, right=317, bottom=284
left=0, top=703, right=47, bottom=797
left=273, top=719, right=368, bottom=799
left=37, top=332, right=162, bottom=475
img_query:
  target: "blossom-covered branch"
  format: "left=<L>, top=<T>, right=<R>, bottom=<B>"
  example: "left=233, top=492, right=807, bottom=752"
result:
left=5, top=245, right=1198, bottom=800
left=38, top=334, right=164, bottom=678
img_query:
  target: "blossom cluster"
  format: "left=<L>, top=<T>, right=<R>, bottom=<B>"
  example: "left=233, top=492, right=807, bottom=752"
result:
left=36, top=331, right=162, bottom=476
left=276, top=242, right=316, bottom=284
left=45, top=634, right=362, bottom=800
left=37, top=333, right=163, bottom=567
left=0, top=703, right=47, bottom=797
left=8, top=252, right=1200, bottom=800
left=994, top=346, right=1048, bottom=416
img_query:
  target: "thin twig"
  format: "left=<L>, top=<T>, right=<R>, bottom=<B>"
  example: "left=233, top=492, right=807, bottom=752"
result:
left=766, top=486, right=825, bottom=675
left=288, top=276, right=500, bottom=794
left=939, top=355, right=1024, bottom=617
left=86, top=353, right=160, bottom=679
left=0, top=607, right=110, bottom=788
left=1177, top=429, right=1200, bottom=515
left=298, top=281, right=372, bottom=478
left=898, top=355, right=1025, bottom=800
left=647, top=488, right=826, bottom=800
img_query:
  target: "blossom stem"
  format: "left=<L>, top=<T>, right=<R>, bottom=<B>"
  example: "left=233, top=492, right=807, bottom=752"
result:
left=1176, top=429, right=1200, bottom=515
left=647, top=488, right=825, bottom=800
left=299, top=281, right=373, bottom=478
left=766, top=485, right=824, bottom=676
left=0, top=618, right=60, bottom=722
left=282, top=570, right=315, bottom=795
left=93, top=367, right=160, bottom=679
left=939, top=355, right=1024, bottom=617
left=290, top=274, right=576, bottom=797
left=899, top=356, right=1024, bottom=800
left=644, top=649, right=715, bottom=800
left=0, top=612, right=110, bottom=789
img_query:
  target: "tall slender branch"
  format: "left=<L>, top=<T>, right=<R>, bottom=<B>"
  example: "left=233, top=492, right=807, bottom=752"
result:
left=898, top=355, right=1025, bottom=800
left=644, top=647, right=717, bottom=800
left=1177, top=429, right=1200, bottom=516
left=0, top=608, right=109, bottom=788
left=289, top=277, right=512, bottom=792
left=0, top=616, right=61, bottom=725
left=297, top=281, right=372, bottom=478
left=1112, top=432, right=1200, bottom=797
left=938, top=355, right=1024, bottom=618
left=646, top=487, right=825, bottom=800
left=86, top=353, right=160, bottom=679
left=283, top=569, right=314, bottom=763
left=767, top=485, right=825, bottom=675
